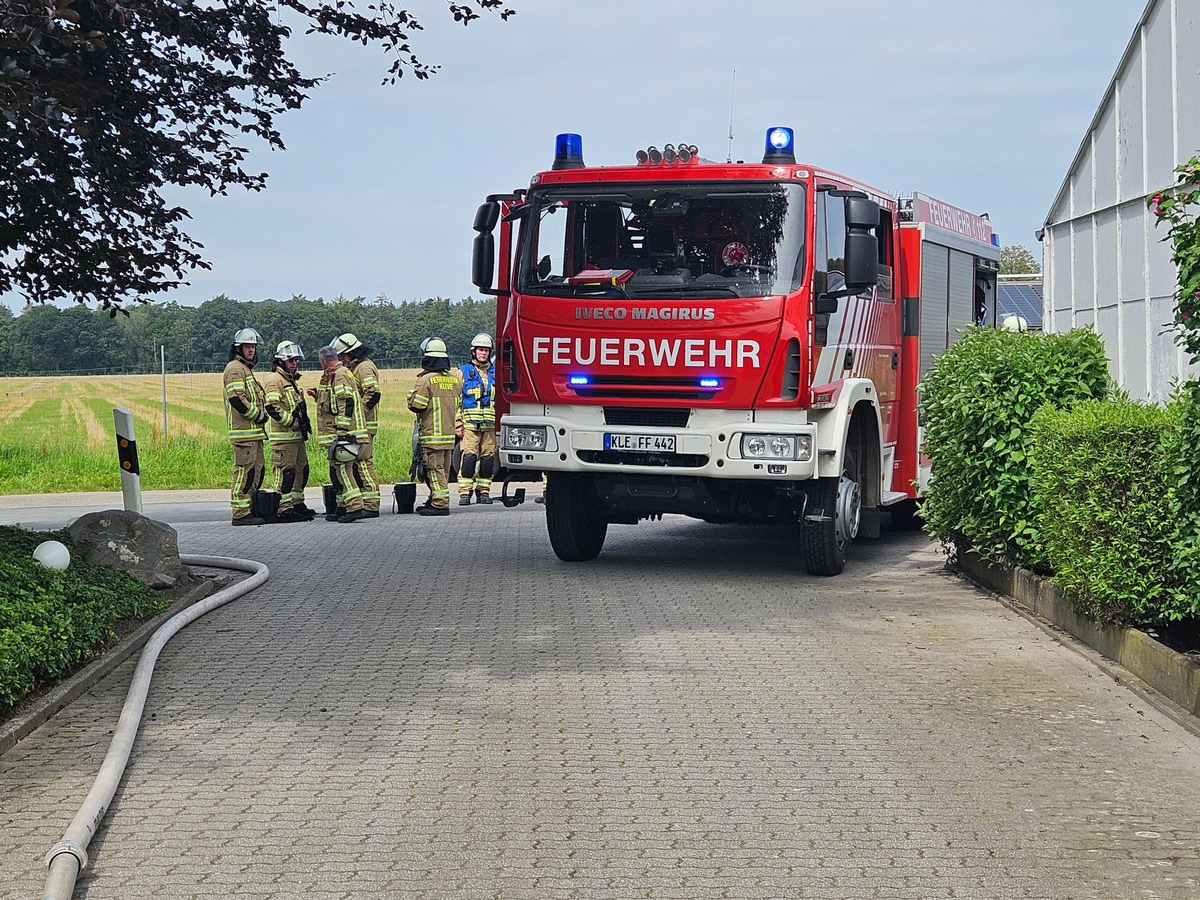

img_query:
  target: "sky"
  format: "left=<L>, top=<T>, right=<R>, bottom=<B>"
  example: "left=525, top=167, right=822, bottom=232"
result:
left=2, top=0, right=1146, bottom=313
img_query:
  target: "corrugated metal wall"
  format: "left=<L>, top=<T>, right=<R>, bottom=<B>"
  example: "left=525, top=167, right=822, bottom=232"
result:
left=1042, top=0, right=1200, bottom=401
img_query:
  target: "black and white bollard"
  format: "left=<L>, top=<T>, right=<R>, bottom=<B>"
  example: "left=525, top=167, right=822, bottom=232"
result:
left=113, top=407, right=143, bottom=514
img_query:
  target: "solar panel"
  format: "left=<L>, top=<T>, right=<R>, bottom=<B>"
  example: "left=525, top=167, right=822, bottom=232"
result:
left=997, top=283, right=1044, bottom=329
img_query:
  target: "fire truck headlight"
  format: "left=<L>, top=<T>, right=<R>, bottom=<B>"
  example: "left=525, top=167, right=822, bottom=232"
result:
left=740, top=433, right=813, bottom=461
left=503, top=425, right=548, bottom=451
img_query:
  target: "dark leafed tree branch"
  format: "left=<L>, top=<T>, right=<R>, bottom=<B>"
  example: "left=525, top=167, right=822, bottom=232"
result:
left=0, top=0, right=514, bottom=312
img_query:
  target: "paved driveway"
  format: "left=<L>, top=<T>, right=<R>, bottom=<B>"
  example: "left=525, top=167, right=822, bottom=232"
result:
left=2, top=493, right=1198, bottom=898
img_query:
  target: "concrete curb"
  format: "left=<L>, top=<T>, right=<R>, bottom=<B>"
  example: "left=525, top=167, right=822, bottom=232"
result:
left=953, top=544, right=1200, bottom=736
left=0, top=577, right=216, bottom=757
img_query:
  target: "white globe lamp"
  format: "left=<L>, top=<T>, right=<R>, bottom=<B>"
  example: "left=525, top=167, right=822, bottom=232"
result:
left=33, top=540, right=71, bottom=571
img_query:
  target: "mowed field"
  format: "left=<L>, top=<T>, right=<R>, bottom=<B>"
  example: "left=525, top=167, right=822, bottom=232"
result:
left=0, top=370, right=421, bottom=495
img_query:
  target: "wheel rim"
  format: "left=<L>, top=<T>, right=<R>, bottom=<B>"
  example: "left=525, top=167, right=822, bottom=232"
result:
left=835, top=472, right=861, bottom=546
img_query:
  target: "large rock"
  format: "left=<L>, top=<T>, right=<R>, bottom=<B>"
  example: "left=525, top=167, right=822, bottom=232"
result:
left=68, top=509, right=191, bottom=589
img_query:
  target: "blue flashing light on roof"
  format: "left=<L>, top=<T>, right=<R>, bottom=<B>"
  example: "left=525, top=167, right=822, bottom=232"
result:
left=762, top=126, right=796, bottom=165
left=992, top=233, right=1001, bottom=246
left=553, top=133, right=585, bottom=170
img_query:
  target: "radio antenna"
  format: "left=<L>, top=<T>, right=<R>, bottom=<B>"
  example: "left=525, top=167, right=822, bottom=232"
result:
left=726, top=69, right=736, bottom=163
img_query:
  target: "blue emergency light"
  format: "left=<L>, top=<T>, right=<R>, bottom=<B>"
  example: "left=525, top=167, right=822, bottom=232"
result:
left=699, top=377, right=721, bottom=389
left=569, top=375, right=590, bottom=386
left=553, top=133, right=585, bottom=170
left=762, top=126, right=796, bottom=165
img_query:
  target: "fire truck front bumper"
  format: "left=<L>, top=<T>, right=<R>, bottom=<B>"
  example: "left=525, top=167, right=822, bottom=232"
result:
left=498, top=408, right=819, bottom=481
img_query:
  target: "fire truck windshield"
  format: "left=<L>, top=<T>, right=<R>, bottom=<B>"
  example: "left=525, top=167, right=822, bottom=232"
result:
left=515, top=182, right=806, bottom=300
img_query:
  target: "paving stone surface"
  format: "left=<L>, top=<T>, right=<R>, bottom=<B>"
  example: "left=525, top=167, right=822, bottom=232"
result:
left=2, top=496, right=1199, bottom=899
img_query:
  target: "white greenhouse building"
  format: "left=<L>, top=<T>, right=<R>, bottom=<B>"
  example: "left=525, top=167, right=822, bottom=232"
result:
left=1041, top=0, right=1200, bottom=401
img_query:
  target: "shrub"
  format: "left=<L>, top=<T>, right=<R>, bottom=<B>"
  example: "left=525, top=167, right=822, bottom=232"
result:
left=918, top=327, right=1109, bottom=568
left=0, top=525, right=169, bottom=711
left=1166, top=379, right=1200, bottom=615
left=1030, top=398, right=1187, bottom=626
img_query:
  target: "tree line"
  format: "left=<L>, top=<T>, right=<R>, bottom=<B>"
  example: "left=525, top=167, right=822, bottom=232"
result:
left=0, top=294, right=497, bottom=376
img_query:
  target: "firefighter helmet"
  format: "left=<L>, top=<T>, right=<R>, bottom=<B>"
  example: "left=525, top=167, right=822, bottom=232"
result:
left=275, top=340, right=304, bottom=361
left=332, top=333, right=363, bottom=355
left=420, top=337, right=449, bottom=358
left=1001, top=314, right=1029, bottom=332
left=470, top=333, right=494, bottom=350
left=330, top=436, right=361, bottom=463
left=232, top=327, right=263, bottom=346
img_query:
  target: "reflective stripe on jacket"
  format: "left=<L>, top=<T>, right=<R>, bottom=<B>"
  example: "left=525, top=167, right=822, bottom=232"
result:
left=459, top=361, right=496, bottom=427
left=408, top=368, right=462, bottom=448
left=316, top=368, right=337, bottom=446
left=331, top=363, right=368, bottom=439
left=223, top=358, right=266, bottom=442
left=263, top=365, right=305, bottom=442
left=349, top=357, right=381, bottom=435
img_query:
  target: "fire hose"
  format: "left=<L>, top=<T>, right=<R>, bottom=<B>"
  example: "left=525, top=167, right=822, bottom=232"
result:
left=40, top=553, right=269, bottom=900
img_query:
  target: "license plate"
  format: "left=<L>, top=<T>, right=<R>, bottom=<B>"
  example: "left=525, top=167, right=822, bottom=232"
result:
left=604, top=433, right=676, bottom=453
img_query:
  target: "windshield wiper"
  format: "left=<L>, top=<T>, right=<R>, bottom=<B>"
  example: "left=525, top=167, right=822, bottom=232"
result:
left=628, top=286, right=744, bottom=298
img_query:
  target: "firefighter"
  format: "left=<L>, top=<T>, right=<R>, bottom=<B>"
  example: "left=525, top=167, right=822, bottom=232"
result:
left=310, top=346, right=342, bottom=519
left=457, top=332, right=497, bottom=505
left=262, top=340, right=315, bottom=522
left=223, top=327, right=269, bottom=525
left=324, top=348, right=369, bottom=528
left=407, top=337, right=463, bottom=516
left=332, top=332, right=381, bottom=517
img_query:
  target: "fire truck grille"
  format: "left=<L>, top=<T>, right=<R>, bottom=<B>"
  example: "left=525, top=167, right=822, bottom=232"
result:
left=573, top=376, right=717, bottom=402
left=603, top=407, right=691, bottom=428
left=578, top=450, right=709, bottom=468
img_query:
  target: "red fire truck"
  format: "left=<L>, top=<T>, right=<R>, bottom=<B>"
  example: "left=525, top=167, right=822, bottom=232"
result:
left=471, top=127, right=999, bottom=575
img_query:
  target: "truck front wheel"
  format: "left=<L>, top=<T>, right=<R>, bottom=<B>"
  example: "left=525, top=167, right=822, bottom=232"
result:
left=801, top=468, right=861, bottom=576
left=545, top=472, right=608, bottom=562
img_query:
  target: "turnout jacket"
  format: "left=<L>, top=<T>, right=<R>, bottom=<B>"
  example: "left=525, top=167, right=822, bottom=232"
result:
left=407, top=367, right=463, bottom=449
left=348, top=356, right=381, bottom=436
left=315, top=367, right=337, bottom=448
left=262, top=365, right=309, bottom=442
left=330, top=362, right=368, bottom=440
left=223, top=356, right=267, bottom=442
left=459, top=359, right=496, bottom=428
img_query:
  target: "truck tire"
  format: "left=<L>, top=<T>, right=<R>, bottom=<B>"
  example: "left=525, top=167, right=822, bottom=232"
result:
left=545, top=473, right=608, bottom=562
left=801, top=465, right=861, bottom=576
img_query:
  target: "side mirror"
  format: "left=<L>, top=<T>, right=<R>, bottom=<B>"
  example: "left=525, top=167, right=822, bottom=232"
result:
left=843, top=197, right=880, bottom=293
left=473, top=201, right=500, bottom=234
left=472, top=232, right=494, bottom=289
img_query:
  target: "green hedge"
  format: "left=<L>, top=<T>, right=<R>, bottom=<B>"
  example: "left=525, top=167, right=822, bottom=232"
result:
left=1030, top=397, right=1189, bottom=626
left=0, top=525, right=169, bottom=711
left=918, top=327, right=1110, bottom=569
left=1167, top=379, right=1200, bottom=614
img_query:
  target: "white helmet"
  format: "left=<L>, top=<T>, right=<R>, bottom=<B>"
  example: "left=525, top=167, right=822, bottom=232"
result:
left=420, top=337, right=449, bottom=358
left=1001, top=314, right=1029, bottom=332
left=275, top=340, right=304, bottom=361
left=232, top=327, right=263, bottom=346
left=332, top=332, right=363, bottom=355
left=470, top=332, right=494, bottom=350
left=330, top=436, right=361, bottom=463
